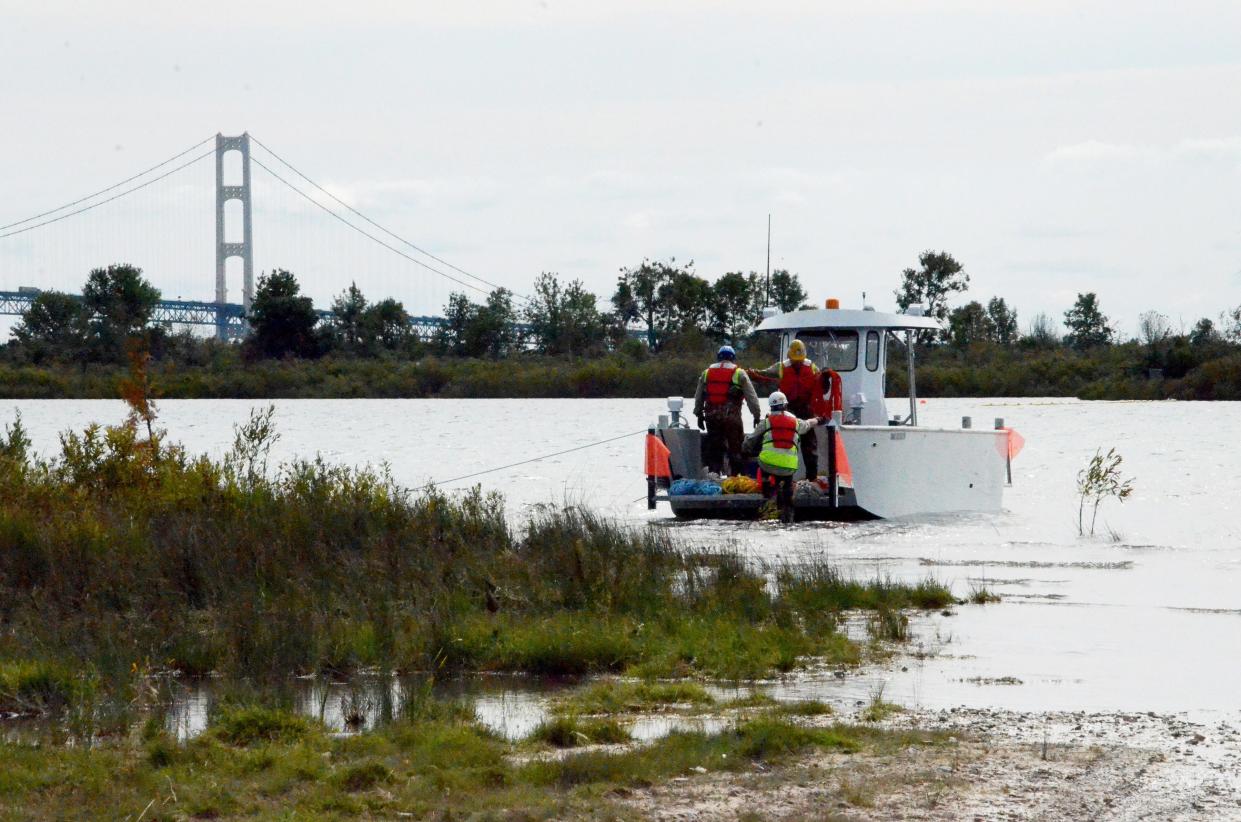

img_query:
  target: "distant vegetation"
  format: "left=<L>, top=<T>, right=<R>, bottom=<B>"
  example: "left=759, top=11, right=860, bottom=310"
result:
left=5, top=252, right=1241, bottom=399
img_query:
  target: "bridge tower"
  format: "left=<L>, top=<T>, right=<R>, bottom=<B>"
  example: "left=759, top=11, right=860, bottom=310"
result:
left=215, top=133, right=254, bottom=340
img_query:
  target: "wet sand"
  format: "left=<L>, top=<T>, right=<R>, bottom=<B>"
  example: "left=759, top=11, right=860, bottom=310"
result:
left=624, top=707, right=1241, bottom=820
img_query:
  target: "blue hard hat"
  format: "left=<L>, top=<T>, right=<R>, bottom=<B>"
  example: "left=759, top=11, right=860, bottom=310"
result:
left=717, top=345, right=736, bottom=360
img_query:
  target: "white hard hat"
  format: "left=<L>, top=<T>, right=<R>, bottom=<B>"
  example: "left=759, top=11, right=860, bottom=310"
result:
left=769, top=391, right=788, bottom=410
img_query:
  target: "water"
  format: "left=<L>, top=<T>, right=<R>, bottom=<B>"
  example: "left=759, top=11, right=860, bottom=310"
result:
left=6, top=397, right=1241, bottom=729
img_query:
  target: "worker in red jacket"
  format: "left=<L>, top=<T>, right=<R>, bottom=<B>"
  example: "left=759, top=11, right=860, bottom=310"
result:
left=748, top=339, right=841, bottom=479
left=692, top=345, right=761, bottom=476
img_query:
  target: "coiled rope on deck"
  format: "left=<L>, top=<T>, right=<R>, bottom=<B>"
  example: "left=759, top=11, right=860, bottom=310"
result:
left=415, top=429, right=648, bottom=492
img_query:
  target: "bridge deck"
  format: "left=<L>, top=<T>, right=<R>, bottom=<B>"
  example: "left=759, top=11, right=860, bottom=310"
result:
left=0, top=290, right=448, bottom=343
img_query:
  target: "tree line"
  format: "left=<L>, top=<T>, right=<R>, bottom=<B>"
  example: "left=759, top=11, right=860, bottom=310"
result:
left=2, top=260, right=808, bottom=364
left=5, top=253, right=1240, bottom=386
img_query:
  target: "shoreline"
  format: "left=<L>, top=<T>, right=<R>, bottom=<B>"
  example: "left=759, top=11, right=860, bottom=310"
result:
left=624, top=705, right=1241, bottom=820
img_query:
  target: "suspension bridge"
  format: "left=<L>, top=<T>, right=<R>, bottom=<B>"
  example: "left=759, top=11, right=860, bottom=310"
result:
left=0, top=133, right=519, bottom=342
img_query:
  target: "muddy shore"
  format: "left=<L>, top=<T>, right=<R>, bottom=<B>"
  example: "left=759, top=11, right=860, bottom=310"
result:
left=623, top=707, right=1241, bottom=821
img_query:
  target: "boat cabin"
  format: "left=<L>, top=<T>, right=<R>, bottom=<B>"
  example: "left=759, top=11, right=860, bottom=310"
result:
left=753, top=303, right=941, bottom=426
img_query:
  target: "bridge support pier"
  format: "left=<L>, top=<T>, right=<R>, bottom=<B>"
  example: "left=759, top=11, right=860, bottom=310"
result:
left=215, top=133, right=254, bottom=341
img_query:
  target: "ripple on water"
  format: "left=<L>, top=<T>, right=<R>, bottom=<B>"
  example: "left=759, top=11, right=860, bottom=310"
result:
left=919, top=558, right=1135, bottom=570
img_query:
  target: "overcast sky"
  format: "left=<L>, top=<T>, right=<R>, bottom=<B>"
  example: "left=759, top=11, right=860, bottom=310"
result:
left=3, top=0, right=1241, bottom=333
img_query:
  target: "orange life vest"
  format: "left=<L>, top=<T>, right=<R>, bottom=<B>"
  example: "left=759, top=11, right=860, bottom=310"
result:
left=768, top=412, right=798, bottom=449
left=704, top=363, right=741, bottom=407
left=778, top=360, right=821, bottom=413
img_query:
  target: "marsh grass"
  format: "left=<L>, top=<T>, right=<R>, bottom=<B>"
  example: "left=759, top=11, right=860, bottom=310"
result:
left=966, top=585, right=1002, bottom=605
left=0, top=388, right=956, bottom=726
left=777, top=564, right=954, bottom=615
left=529, top=715, right=632, bottom=748
left=868, top=607, right=912, bottom=642
left=773, top=699, right=834, bottom=717
left=521, top=718, right=864, bottom=788
left=556, top=680, right=715, bottom=715
left=861, top=684, right=905, bottom=723
left=0, top=660, right=86, bottom=715
left=0, top=700, right=952, bottom=819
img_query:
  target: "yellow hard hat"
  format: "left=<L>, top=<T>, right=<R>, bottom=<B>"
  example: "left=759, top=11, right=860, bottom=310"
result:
left=788, top=339, right=807, bottom=362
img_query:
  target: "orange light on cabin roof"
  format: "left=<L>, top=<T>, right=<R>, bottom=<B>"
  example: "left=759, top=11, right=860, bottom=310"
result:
left=825, top=298, right=840, bottom=309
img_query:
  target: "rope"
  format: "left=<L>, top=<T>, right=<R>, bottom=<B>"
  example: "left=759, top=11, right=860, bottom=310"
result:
left=249, top=134, right=526, bottom=300
left=250, top=155, right=500, bottom=299
left=0, top=135, right=215, bottom=233
left=415, top=429, right=647, bottom=491
left=0, top=149, right=216, bottom=240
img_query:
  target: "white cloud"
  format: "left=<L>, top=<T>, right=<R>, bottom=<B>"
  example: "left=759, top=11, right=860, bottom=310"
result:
left=1174, top=137, right=1241, bottom=161
left=1044, top=140, right=1157, bottom=165
left=1046, top=136, right=1241, bottom=168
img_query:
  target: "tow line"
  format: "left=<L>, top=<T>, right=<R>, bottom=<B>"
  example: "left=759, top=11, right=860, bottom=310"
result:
left=415, top=429, right=647, bottom=491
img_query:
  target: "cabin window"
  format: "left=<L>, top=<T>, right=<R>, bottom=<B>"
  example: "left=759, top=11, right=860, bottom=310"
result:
left=865, top=331, right=880, bottom=371
left=798, top=331, right=859, bottom=372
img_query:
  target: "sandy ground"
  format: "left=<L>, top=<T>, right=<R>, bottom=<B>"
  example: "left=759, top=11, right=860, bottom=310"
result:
left=621, top=708, right=1241, bottom=821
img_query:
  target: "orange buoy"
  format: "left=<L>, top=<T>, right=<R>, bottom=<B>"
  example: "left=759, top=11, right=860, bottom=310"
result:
left=644, top=433, right=671, bottom=478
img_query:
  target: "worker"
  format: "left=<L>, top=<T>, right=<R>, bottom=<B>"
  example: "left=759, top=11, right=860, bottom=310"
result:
left=747, top=339, right=841, bottom=479
left=746, top=390, right=826, bottom=522
left=692, top=344, right=761, bottom=476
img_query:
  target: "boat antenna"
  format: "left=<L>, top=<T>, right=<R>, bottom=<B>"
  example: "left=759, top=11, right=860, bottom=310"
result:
left=765, top=213, right=772, bottom=306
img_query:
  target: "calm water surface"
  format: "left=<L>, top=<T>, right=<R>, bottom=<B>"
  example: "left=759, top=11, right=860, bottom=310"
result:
left=6, top=397, right=1240, bottom=728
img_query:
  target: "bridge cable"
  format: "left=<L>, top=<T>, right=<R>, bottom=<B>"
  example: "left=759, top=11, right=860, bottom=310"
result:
left=248, top=134, right=527, bottom=301
left=413, top=429, right=647, bottom=491
left=0, top=149, right=216, bottom=241
left=0, top=135, right=216, bottom=233
left=250, top=155, right=501, bottom=299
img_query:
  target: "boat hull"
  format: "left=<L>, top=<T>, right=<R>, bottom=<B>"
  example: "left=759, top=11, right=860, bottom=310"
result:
left=657, top=425, right=1008, bottom=521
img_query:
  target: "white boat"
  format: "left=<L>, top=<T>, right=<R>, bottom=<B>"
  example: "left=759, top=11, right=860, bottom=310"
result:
left=645, top=302, right=1016, bottom=520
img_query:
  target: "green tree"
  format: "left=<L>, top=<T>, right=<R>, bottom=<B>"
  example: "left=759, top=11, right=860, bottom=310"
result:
left=1188, top=317, right=1220, bottom=347
left=469, top=288, right=520, bottom=358
left=710, top=271, right=760, bottom=342
left=524, top=272, right=606, bottom=355
left=435, top=289, right=519, bottom=358
left=81, top=263, right=161, bottom=360
left=1063, top=292, right=1113, bottom=350
left=246, top=269, right=320, bottom=359
left=767, top=269, right=808, bottom=313
left=894, top=251, right=969, bottom=327
left=434, top=292, right=478, bottom=357
left=655, top=268, right=712, bottom=339
left=361, top=298, right=411, bottom=352
left=987, top=297, right=1019, bottom=344
left=329, top=282, right=368, bottom=351
left=611, top=258, right=693, bottom=351
left=12, top=290, right=88, bottom=362
left=947, top=301, right=996, bottom=348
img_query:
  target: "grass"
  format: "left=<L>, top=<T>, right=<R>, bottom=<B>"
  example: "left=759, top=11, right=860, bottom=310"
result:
left=861, top=686, right=905, bottom=723
left=557, top=679, right=716, bottom=715
left=777, top=565, right=955, bottom=615
left=0, top=379, right=961, bottom=733
left=868, top=607, right=912, bottom=642
left=773, top=699, right=834, bottom=717
left=529, top=715, right=633, bottom=748
left=521, top=718, right=865, bottom=788
left=0, top=702, right=952, bottom=819
left=966, top=585, right=1002, bottom=605
left=209, top=705, right=318, bottom=746
left=0, top=660, right=85, bottom=715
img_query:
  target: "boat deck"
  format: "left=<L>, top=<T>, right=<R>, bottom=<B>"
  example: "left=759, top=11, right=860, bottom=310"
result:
left=663, top=487, right=874, bottom=522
